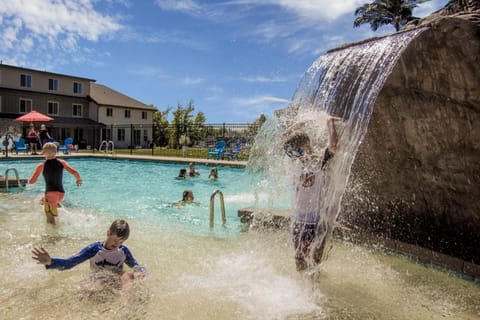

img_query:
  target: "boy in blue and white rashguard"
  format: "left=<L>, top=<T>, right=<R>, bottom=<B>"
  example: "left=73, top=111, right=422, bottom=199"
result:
left=32, top=219, right=146, bottom=285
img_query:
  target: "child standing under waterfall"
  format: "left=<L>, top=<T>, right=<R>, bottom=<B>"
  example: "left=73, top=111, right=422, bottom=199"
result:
left=29, top=142, right=82, bottom=224
left=283, top=116, right=340, bottom=272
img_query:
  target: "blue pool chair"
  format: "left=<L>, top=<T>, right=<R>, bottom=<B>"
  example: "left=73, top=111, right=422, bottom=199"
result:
left=58, top=137, right=73, bottom=154
left=207, top=140, right=226, bottom=159
left=15, top=138, right=29, bottom=155
left=224, top=142, right=242, bottom=160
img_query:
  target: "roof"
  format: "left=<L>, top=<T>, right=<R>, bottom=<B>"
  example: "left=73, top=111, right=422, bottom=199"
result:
left=0, top=112, right=104, bottom=127
left=89, top=83, right=157, bottom=111
left=0, top=63, right=96, bottom=82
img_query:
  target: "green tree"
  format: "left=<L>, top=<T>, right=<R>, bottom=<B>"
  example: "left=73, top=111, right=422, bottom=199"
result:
left=152, top=106, right=171, bottom=147
left=353, top=0, right=430, bottom=32
left=169, top=100, right=205, bottom=148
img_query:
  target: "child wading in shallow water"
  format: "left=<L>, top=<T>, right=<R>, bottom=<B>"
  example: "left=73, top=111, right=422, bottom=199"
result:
left=32, top=219, right=146, bottom=290
left=29, top=142, right=82, bottom=224
left=283, top=116, right=341, bottom=272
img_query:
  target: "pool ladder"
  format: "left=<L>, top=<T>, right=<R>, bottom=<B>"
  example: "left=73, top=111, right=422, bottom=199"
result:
left=210, top=189, right=226, bottom=228
left=99, top=140, right=115, bottom=156
left=4, top=168, right=21, bottom=192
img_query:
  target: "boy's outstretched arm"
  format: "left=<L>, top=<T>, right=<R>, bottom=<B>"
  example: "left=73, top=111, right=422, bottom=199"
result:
left=59, top=159, right=82, bottom=186
left=32, top=247, right=52, bottom=266
left=327, top=116, right=341, bottom=153
left=29, top=163, right=44, bottom=184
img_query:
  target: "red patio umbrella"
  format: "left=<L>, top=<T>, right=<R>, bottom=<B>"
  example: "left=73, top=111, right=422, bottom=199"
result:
left=15, top=110, right=54, bottom=123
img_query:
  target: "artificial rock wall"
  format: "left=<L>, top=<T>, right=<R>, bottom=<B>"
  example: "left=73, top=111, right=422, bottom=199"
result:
left=338, top=14, right=480, bottom=263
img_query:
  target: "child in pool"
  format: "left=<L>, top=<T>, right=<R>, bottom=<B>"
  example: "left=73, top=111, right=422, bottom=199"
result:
left=29, top=142, right=82, bottom=224
left=208, top=167, right=218, bottom=180
left=32, top=219, right=146, bottom=288
left=173, top=189, right=198, bottom=208
left=283, top=116, right=341, bottom=272
left=188, top=162, right=200, bottom=176
left=176, top=168, right=187, bottom=180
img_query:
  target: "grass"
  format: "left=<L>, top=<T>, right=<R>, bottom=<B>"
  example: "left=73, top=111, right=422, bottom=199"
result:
left=85, top=147, right=249, bottom=161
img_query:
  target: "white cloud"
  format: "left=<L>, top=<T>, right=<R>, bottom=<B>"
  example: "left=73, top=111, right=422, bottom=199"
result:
left=240, top=75, right=288, bottom=83
left=154, top=0, right=201, bottom=13
left=130, top=66, right=168, bottom=79
left=414, top=0, right=448, bottom=18
left=205, top=85, right=224, bottom=101
left=182, top=77, right=205, bottom=85
left=230, top=95, right=289, bottom=107
left=0, top=0, right=123, bottom=54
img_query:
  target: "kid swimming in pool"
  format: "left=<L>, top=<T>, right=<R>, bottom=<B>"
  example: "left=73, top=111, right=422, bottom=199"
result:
left=29, top=142, right=82, bottom=224
left=32, top=219, right=146, bottom=288
left=283, top=116, right=341, bottom=272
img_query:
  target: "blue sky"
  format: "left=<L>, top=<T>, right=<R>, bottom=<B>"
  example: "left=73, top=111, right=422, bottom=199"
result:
left=0, top=0, right=448, bottom=123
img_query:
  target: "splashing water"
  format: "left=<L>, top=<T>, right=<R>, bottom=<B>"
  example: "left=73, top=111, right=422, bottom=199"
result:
left=249, top=28, right=427, bottom=267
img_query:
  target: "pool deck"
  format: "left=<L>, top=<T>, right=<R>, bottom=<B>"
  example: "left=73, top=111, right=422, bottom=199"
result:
left=0, top=151, right=248, bottom=168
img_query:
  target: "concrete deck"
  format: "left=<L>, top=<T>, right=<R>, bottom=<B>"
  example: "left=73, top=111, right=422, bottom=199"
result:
left=0, top=151, right=248, bottom=168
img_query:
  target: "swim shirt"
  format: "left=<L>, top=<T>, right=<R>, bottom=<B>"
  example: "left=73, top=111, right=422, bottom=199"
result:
left=43, top=159, right=65, bottom=193
left=292, top=165, right=325, bottom=225
left=47, top=241, right=145, bottom=273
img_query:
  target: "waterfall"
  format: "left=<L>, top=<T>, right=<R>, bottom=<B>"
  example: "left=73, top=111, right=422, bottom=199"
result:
left=248, top=27, right=427, bottom=266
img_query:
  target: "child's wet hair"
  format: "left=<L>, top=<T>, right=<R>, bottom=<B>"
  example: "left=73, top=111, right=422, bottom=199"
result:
left=283, top=130, right=310, bottom=149
left=42, top=142, right=57, bottom=154
left=109, top=219, right=130, bottom=239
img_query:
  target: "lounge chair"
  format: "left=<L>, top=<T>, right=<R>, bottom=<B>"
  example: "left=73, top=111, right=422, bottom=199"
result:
left=15, top=138, right=29, bottom=155
left=58, top=137, right=73, bottom=154
left=207, top=140, right=226, bottom=160
left=224, top=142, right=242, bottom=160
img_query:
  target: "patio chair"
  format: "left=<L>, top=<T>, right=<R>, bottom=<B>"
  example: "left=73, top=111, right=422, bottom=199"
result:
left=15, top=138, right=29, bottom=155
left=224, top=142, right=242, bottom=160
left=207, top=140, right=226, bottom=160
left=58, top=137, right=73, bottom=154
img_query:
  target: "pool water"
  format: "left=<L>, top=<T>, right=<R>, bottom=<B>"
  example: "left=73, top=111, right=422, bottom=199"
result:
left=0, top=157, right=479, bottom=320
left=2, top=157, right=287, bottom=236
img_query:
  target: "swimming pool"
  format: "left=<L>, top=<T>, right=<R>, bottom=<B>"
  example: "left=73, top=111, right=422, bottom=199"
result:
left=0, top=157, right=478, bottom=319
left=1, top=157, right=288, bottom=235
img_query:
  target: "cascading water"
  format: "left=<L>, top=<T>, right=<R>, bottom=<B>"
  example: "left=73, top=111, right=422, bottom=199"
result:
left=248, top=28, right=427, bottom=267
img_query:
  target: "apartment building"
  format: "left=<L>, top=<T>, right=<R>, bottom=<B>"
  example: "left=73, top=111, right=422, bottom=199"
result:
left=90, top=83, right=156, bottom=149
left=0, top=63, right=155, bottom=149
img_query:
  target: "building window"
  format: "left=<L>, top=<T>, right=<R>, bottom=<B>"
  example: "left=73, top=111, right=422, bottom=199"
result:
left=106, top=108, right=113, bottom=117
left=72, top=104, right=83, bottom=117
left=143, top=129, right=148, bottom=142
left=48, top=78, right=58, bottom=91
left=73, top=82, right=82, bottom=94
left=133, top=130, right=141, bottom=145
left=19, top=98, right=32, bottom=113
left=20, top=74, right=32, bottom=88
left=48, top=101, right=59, bottom=115
left=142, top=111, right=147, bottom=119
left=125, top=110, right=131, bottom=118
left=117, top=128, right=125, bottom=141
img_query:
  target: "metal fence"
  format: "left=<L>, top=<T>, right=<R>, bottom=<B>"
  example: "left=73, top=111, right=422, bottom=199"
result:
left=1, top=122, right=263, bottom=159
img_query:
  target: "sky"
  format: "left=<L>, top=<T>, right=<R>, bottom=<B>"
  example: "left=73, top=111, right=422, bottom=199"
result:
left=0, top=0, right=449, bottom=123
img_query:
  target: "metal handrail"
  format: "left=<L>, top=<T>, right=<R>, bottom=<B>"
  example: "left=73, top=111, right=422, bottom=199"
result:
left=4, top=168, right=20, bottom=191
left=99, top=140, right=115, bottom=156
left=209, top=189, right=226, bottom=228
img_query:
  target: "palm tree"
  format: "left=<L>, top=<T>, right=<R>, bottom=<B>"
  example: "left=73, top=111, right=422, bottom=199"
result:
left=353, top=0, right=431, bottom=32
